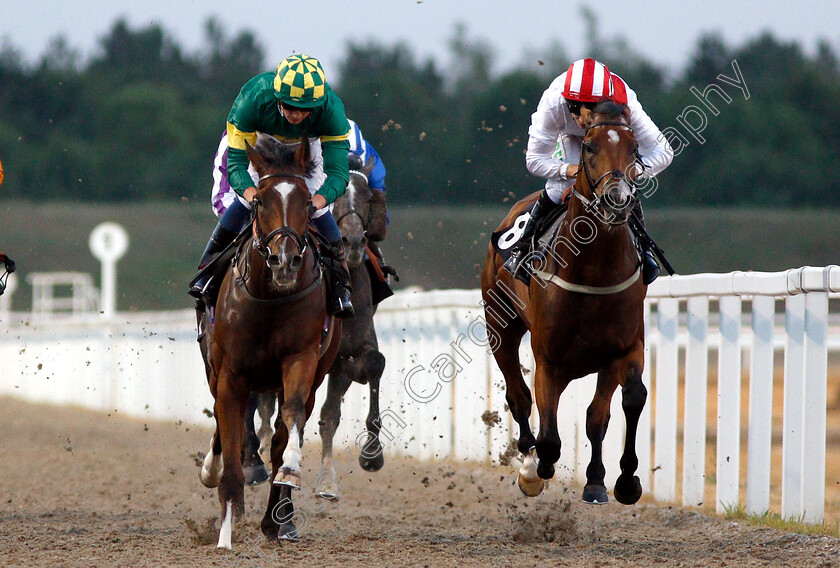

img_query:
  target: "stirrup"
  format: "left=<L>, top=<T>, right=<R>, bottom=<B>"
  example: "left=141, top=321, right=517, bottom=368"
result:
left=642, top=250, right=661, bottom=285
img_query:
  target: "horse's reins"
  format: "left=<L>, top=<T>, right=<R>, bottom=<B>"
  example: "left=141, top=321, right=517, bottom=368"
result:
left=233, top=171, right=322, bottom=305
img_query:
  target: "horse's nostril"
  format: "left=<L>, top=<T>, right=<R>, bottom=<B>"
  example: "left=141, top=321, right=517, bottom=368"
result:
left=290, top=255, right=303, bottom=270
left=268, top=255, right=281, bottom=268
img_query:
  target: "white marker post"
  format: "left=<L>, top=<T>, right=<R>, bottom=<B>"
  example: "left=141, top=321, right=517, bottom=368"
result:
left=88, top=222, right=129, bottom=319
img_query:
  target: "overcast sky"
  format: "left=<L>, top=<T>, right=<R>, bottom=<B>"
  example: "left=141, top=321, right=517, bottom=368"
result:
left=1, top=0, right=838, bottom=78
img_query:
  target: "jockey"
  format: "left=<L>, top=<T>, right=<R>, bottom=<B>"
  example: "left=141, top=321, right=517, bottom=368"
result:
left=346, top=118, right=397, bottom=280
left=505, top=58, right=674, bottom=285
left=190, top=53, right=355, bottom=318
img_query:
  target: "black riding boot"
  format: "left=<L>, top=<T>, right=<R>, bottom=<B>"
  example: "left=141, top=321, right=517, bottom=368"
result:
left=503, top=192, right=559, bottom=285
left=632, top=202, right=661, bottom=285
left=188, top=223, right=238, bottom=300
left=326, top=239, right=355, bottom=319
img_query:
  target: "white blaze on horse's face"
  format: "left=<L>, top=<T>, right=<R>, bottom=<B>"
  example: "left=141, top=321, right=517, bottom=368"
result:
left=607, top=130, right=620, bottom=145
left=273, top=182, right=297, bottom=228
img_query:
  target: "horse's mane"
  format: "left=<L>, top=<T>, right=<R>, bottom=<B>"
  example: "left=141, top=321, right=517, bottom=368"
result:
left=592, top=99, right=629, bottom=120
left=253, top=133, right=317, bottom=178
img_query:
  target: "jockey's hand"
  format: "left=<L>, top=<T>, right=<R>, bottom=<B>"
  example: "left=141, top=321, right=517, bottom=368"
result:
left=311, top=194, right=327, bottom=210
left=243, top=186, right=257, bottom=203
left=564, top=164, right=579, bottom=179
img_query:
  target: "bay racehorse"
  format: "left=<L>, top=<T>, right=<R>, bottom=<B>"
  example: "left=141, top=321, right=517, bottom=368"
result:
left=481, top=100, right=647, bottom=505
left=251, top=157, right=389, bottom=499
left=197, top=133, right=341, bottom=548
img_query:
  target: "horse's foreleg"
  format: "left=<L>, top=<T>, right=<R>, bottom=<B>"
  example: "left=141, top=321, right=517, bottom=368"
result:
left=359, top=348, right=386, bottom=472
left=215, top=377, right=248, bottom=549
left=277, top=353, right=318, bottom=490
left=199, top=427, right=223, bottom=488
left=262, top=419, right=298, bottom=541
left=582, top=369, right=618, bottom=505
left=317, top=359, right=354, bottom=499
left=613, top=348, right=646, bottom=505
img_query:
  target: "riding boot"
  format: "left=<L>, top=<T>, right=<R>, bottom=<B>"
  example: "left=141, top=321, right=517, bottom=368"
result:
left=366, top=240, right=396, bottom=304
left=503, top=191, right=559, bottom=285
left=367, top=240, right=399, bottom=281
left=188, top=222, right=238, bottom=301
left=632, top=201, right=661, bottom=285
left=327, top=239, right=355, bottom=319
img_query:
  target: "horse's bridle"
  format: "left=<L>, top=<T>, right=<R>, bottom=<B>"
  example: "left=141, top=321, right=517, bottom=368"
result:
left=252, top=171, right=309, bottom=263
left=572, top=121, right=645, bottom=222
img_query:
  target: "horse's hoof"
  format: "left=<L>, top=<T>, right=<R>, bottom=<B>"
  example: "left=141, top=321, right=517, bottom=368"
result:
left=244, top=464, right=270, bottom=486
left=359, top=451, right=384, bottom=472
left=614, top=474, right=643, bottom=505
left=277, top=523, right=299, bottom=542
left=582, top=483, right=609, bottom=505
left=536, top=460, right=555, bottom=480
left=315, top=491, right=340, bottom=501
left=199, top=452, right=223, bottom=488
left=273, top=468, right=301, bottom=490
left=517, top=474, right=545, bottom=497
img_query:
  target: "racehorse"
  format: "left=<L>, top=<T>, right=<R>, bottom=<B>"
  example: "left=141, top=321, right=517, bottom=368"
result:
left=197, top=133, right=341, bottom=548
left=251, top=157, right=388, bottom=500
left=481, top=100, right=648, bottom=505
left=316, top=157, right=388, bottom=498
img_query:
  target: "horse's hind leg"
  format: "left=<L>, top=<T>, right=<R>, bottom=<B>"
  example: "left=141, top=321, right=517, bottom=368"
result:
left=317, top=358, right=354, bottom=500
left=582, top=369, right=618, bottom=505
left=242, top=394, right=269, bottom=486
left=359, top=346, right=387, bottom=472
left=215, top=378, right=248, bottom=549
left=256, top=393, right=276, bottom=458
left=613, top=349, right=646, bottom=505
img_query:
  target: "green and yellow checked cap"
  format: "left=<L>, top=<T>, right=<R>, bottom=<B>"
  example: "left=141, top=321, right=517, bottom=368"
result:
left=273, top=53, right=327, bottom=108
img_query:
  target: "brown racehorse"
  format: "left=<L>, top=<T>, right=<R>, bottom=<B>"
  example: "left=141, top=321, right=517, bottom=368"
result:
left=197, top=133, right=341, bottom=548
left=481, top=100, right=647, bottom=505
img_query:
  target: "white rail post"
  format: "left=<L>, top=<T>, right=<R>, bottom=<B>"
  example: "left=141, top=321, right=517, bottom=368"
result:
left=716, top=295, right=742, bottom=513
left=654, top=297, right=679, bottom=503
left=781, top=293, right=805, bottom=519
left=746, top=295, right=775, bottom=515
left=88, top=222, right=129, bottom=319
left=682, top=296, right=709, bottom=508
left=802, top=291, right=828, bottom=523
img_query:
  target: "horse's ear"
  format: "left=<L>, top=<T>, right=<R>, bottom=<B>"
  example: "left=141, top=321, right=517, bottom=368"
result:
left=245, top=138, right=267, bottom=176
left=363, top=156, right=375, bottom=177
left=295, top=135, right=311, bottom=169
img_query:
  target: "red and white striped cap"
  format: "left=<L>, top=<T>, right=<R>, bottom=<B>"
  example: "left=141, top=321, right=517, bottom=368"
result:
left=562, top=58, right=614, bottom=103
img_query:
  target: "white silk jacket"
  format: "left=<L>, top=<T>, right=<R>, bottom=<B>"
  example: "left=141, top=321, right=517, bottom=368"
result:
left=526, top=72, right=674, bottom=201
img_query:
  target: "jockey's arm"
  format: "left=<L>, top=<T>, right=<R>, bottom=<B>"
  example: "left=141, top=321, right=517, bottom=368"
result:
left=312, top=138, right=350, bottom=209
left=627, top=96, right=674, bottom=178
left=526, top=90, right=579, bottom=182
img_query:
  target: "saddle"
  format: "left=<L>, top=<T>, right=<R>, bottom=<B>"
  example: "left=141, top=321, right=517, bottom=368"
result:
left=491, top=196, right=568, bottom=261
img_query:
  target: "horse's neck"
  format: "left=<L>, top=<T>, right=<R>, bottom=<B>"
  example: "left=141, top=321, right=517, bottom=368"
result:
left=553, top=194, right=636, bottom=275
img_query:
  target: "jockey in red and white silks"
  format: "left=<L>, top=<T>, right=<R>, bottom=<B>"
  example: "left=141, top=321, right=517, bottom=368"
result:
left=526, top=59, right=674, bottom=204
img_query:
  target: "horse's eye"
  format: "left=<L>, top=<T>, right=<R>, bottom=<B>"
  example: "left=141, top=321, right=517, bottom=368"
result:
left=582, top=142, right=594, bottom=154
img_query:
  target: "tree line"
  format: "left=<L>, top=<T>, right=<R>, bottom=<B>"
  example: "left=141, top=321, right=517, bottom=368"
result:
left=1, top=16, right=838, bottom=207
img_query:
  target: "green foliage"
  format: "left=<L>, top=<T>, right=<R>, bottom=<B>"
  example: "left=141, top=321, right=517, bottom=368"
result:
left=0, top=18, right=839, bottom=207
